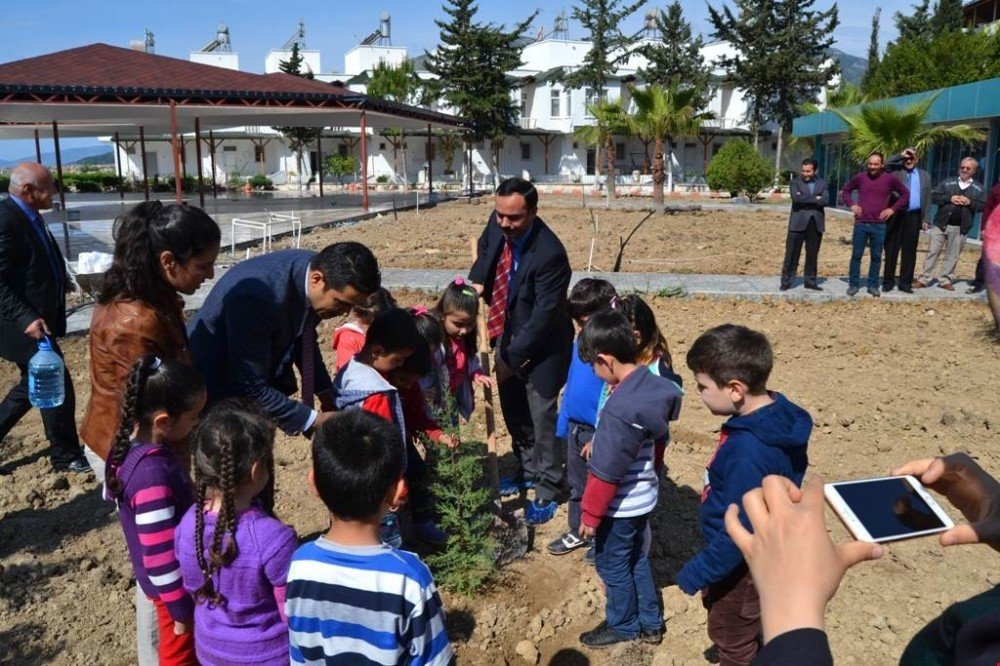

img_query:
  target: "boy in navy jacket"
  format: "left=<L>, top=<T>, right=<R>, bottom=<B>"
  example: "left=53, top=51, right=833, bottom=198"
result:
left=676, top=324, right=812, bottom=665
left=576, top=310, right=682, bottom=649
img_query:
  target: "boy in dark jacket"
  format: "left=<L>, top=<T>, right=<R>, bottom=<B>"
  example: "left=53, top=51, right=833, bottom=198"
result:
left=576, top=310, right=683, bottom=649
left=676, top=324, right=812, bottom=666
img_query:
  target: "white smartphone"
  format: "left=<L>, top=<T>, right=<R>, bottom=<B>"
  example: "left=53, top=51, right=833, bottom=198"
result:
left=824, top=475, right=954, bottom=543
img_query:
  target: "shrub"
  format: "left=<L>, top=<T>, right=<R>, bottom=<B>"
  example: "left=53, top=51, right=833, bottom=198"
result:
left=376, top=174, right=390, bottom=184
left=248, top=174, right=273, bottom=190
left=74, top=180, right=102, bottom=193
left=325, top=154, right=357, bottom=183
left=0, top=175, right=10, bottom=191
left=705, top=141, right=774, bottom=202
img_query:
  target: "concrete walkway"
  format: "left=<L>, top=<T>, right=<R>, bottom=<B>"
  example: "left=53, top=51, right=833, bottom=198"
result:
left=64, top=266, right=987, bottom=335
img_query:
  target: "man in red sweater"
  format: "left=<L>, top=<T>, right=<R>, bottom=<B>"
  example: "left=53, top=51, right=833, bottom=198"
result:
left=840, top=152, right=910, bottom=297
left=967, top=180, right=1000, bottom=294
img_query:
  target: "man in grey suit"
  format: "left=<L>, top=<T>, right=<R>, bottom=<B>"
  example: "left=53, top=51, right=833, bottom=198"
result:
left=781, top=157, right=828, bottom=291
left=883, top=147, right=931, bottom=293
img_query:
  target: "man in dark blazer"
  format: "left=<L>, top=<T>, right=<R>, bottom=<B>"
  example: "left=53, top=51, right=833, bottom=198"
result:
left=0, top=163, right=89, bottom=474
left=781, top=158, right=828, bottom=291
left=883, top=147, right=932, bottom=292
left=470, top=177, right=573, bottom=526
left=188, top=243, right=379, bottom=436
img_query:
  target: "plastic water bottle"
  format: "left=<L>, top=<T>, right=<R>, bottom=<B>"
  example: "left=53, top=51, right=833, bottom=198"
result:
left=28, top=337, right=65, bottom=409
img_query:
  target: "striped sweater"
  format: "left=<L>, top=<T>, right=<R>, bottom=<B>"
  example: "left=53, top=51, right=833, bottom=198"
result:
left=285, top=538, right=453, bottom=665
left=115, top=441, right=194, bottom=622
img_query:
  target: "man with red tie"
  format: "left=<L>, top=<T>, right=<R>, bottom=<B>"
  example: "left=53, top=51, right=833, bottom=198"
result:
left=470, top=177, right=574, bottom=525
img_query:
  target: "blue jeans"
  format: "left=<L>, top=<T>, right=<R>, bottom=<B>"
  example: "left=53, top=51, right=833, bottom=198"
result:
left=565, top=422, right=595, bottom=535
left=595, top=513, right=662, bottom=637
left=849, top=223, right=888, bottom=289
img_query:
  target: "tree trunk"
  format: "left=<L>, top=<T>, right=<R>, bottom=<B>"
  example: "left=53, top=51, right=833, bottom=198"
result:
left=773, top=125, right=784, bottom=189
left=606, top=137, right=616, bottom=199
left=652, top=137, right=665, bottom=206
left=666, top=135, right=675, bottom=195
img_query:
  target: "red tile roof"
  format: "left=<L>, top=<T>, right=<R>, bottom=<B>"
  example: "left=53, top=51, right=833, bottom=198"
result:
left=0, top=43, right=349, bottom=96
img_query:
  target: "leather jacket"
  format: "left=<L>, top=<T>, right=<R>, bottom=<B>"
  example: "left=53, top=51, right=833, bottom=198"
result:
left=80, top=297, right=191, bottom=460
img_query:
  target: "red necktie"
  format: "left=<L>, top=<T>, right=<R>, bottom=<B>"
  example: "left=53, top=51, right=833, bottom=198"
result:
left=301, top=310, right=318, bottom=408
left=486, top=239, right=512, bottom=341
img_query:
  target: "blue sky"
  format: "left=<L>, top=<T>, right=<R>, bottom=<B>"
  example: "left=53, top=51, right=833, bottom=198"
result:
left=0, top=0, right=913, bottom=160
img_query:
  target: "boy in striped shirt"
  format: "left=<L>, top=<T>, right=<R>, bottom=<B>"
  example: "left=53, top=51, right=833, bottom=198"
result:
left=576, top=309, right=683, bottom=649
left=286, top=410, right=453, bottom=665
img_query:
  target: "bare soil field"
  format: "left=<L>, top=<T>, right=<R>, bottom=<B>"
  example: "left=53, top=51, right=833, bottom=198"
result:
left=1, top=283, right=997, bottom=664
left=296, top=199, right=980, bottom=280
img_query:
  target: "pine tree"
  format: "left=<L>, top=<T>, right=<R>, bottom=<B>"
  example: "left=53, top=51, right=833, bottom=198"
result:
left=638, top=2, right=711, bottom=100
left=424, top=0, right=535, bottom=183
left=273, top=44, right=321, bottom=187
left=860, top=8, right=881, bottom=94
left=930, top=0, right=965, bottom=35
left=895, top=0, right=932, bottom=41
left=564, top=0, right=648, bottom=96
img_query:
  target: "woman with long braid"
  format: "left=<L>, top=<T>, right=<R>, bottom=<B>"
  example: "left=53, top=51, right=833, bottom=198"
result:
left=106, top=354, right=207, bottom=665
left=175, top=401, right=296, bottom=665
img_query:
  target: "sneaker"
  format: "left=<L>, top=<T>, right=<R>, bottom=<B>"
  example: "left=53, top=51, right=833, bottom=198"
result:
left=580, top=621, right=636, bottom=649
left=967, top=284, right=984, bottom=294
left=379, top=511, right=403, bottom=549
left=499, top=476, right=535, bottom=497
left=585, top=546, right=596, bottom=565
left=53, top=457, right=92, bottom=474
left=411, top=519, right=447, bottom=546
left=547, top=531, right=589, bottom=555
left=524, top=499, right=558, bottom=525
left=846, top=285, right=859, bottom=296
left=867, top=286, right=881, bottom=297
left=641, top=626, right=664, bottom=645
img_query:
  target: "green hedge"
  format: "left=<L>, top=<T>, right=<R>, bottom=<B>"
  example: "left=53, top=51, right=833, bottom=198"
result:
left=705, top=141, right=774, bottom=202
left=248, top=174, right=274, bottom=189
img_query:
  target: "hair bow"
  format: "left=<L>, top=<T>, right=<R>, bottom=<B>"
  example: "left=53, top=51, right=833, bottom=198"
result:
left=452, top=276, right=466, bottom=286
left=411, top=305, right=430, bottom=317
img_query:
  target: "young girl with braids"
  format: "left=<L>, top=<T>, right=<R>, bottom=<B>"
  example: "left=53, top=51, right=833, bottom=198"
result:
left=175, top=401, right=297, bottom=665
left=106, top=354, right=207, bottom=666
left=427, top=277, right=492, bottom=420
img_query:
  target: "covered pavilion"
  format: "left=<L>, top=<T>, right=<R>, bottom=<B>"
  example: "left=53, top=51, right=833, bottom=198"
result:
left=0, top=43, right=468, bottom=220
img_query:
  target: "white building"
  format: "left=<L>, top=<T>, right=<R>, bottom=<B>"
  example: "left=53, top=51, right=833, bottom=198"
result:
left=111, top=14, right=785, bottom=191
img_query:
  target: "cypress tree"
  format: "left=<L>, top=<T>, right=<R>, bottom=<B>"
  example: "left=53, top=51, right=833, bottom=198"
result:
left=638, top=1, right=711, bottom=100
left=860, top=8, right=881, bottom=94
left=564, top=0, right=648, bottom=96
left=895, top=0, right=932, bottom=41
left=930, top=0, right=965, bottom=35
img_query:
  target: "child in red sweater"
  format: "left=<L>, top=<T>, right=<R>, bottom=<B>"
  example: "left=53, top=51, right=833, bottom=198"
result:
left=331, top=288, right=396, bottom=372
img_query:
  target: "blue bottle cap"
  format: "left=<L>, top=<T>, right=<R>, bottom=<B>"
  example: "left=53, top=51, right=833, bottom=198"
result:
left=38, top=335, right=53, bottom=351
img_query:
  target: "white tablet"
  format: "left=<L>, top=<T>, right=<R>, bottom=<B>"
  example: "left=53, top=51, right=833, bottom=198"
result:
left=824, top=475, right=954, bottom=543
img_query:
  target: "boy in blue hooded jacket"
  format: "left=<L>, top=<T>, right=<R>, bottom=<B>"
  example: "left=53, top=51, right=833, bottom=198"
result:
left=676, top=324, right=812, bottom=666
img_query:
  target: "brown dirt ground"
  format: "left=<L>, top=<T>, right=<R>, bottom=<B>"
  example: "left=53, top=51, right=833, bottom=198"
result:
left=1, top=262, right=997, bottom=663
left=296, top=199, right=980, bottom=279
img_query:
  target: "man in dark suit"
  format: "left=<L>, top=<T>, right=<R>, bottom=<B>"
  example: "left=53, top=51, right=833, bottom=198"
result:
left=883, top=147, right=932, bottom=293
left=470, top=177, right=574, bottom=525
left=0, top=163, right=89, bottom=474
left=188, top=243, right=379, bottom=436
left=781, top=158, right=828, bottom=291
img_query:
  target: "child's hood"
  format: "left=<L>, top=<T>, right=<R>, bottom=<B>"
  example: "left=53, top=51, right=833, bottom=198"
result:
left=606, top=369, right=683, bottom=439
left=724, top=392, right=812, bottom=451
left=333, top=358, right=395, bottom=408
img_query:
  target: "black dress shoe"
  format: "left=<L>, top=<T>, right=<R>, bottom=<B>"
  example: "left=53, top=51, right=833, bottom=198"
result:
left=804, top=283, right=823, bottom=291
left=580, top=621, right=636, bottom=649
left=779, top=283, right=791, bottom=291
left=641, top=627, right=664, bottom=645
left=0, top=464, right=12, bottom=476
left=882, top=282, right=895, bottom=292
left=967, top=284, right=984, bottom=294
left=53, top=458, right=92, bottom=474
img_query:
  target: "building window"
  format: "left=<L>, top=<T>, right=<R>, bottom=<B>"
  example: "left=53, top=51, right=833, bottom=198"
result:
left=615, top=142, right=625, bottom=158
left=254, top=146, right=265, bottom=162
left=520, top=142, right=531, bottom=160
left=520, top=96, right=527, bottom=118
left=550, top=89, right=561, bottom=117
left=338, top=144, right=349, bottom=157
left=223, top=146, right=237, bottom=152
left=379, top=143, right=386, bottom=150
left=584, top=88, right=605, bottom=116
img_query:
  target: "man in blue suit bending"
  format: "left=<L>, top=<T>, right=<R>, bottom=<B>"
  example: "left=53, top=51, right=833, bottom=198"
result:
left=189, top=242, right=380, bottom=435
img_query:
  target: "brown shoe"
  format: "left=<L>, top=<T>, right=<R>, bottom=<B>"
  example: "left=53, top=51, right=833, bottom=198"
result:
left=940, top=282, right=954, bottom=291
left=912, top=280, right=928, bottom=289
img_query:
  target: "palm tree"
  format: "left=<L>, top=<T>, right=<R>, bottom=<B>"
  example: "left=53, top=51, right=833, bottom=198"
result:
left=791, top=83, right=870, bottom=154
left=834, top=95, right=983, bottom=162
left=574, top=99, right=629, bottom=198
left=630, top=83, right=712, bottom=204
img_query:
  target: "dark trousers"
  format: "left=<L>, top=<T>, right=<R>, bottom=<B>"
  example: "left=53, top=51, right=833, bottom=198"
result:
left=405, top=437, right=433, bottom=522
left=703, top=565, right=761, bottom=666
left=849, top=223, right=888, bottom=289
left=595, top=513, right=662, bottom=637
left=780, top=219, right=823, bottom=287
left=565, top=422, right=595, bottom=535
left=884, top=210, right=923, bottom=288
left=0, top=341, right=81, bottom=466
left=498, top=373, right=563, bottom=503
